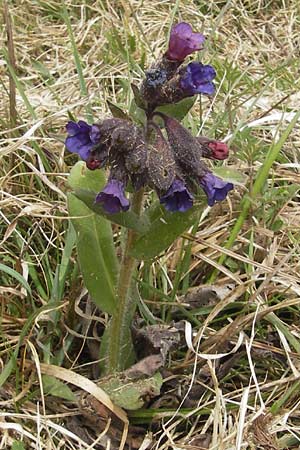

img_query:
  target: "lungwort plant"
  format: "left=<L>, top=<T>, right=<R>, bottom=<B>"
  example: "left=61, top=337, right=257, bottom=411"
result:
left=66, top=22, right=233, bottom=376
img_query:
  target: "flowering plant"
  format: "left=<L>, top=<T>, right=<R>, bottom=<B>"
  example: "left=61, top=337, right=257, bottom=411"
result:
left=66, top=22, right=233, bottom=375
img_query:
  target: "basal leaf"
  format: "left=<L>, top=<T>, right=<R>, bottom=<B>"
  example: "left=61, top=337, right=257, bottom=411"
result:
left=99, top=372, right=163, bottom=410
left=68, top=193, right=118, bottom=315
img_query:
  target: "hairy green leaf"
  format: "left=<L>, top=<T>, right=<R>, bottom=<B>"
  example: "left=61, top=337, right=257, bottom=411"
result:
left=213, top=166, right=247, bottom=185
left=42, top=374, right=76, bottom=401
left=68, top=194, right=118, bottom=315
left=157, top=97, right=196, bottom=121
left=99, top=372, right=163, bottom=410
left=130, top=203, right=199, bottom=260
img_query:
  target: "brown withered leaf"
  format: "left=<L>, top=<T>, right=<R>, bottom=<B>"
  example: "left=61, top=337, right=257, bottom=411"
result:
left=75, top=393, right=146, bottom=449
left=133, top=323, right=181, bottom=362
left=124, top=355, right=164, bottom=380
left=251, top=414, right=279, bottom=450
left=178, top=284, right=234, bottom=310
left=178, top=434, right=212, bottom=450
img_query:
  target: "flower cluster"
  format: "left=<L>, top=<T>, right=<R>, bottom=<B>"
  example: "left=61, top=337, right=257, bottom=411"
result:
left=65, top=22, right=233, bottom=214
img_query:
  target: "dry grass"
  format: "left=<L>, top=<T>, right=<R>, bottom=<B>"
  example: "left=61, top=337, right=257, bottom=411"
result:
left=1, top=0, right=300, bottom=449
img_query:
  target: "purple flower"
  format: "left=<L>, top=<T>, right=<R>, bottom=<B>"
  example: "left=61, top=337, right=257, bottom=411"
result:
left=166, top=22, right=205, bottom=62
left=160, top=179, right=194, bottom=212
left=95, top=179, right=130, bottom=214
left=65, top=120, right=101, bottom=161
left=180, top=62, right=216, bottom=96
left=199, top=173, right=233, bottom=206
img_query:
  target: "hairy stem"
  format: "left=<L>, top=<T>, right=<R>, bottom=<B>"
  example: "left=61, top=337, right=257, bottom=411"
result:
left=106, top=188, right=144, bottom=373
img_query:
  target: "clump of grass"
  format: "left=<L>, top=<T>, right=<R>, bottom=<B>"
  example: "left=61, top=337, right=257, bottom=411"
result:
left=1, top=0, right=300, bottom=449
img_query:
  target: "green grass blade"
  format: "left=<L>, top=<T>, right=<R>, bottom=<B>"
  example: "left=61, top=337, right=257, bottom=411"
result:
left=61, top=5, right=93, bottom=123
left=0, top=262, right=32, bottom=297
left=210, top=109, right=300, bottom=281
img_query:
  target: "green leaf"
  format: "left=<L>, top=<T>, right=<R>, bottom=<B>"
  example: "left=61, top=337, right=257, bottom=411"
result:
left=42, top=374, right=76, bottom=401
left=99, top=372, right=163, bottom=410
left=128, top=98, right=147, bottom=125
left=106, top=100, right=131, bottom=120
left=68, top=194, right=118, bottom=315
left=130, top=202, right=200, bottom=260
left=68, top=161, right=106, bottom=193
left=131, top=83, right=147, bottom=110
left=157, top=97, right=196, bottom=121
left=0, top=263, right=32, bottom=297
left=12, top=442, right=26, bottom=450
left=68, top=161, right=119, bottom=314
left=212, top=166, right=247, bottom=185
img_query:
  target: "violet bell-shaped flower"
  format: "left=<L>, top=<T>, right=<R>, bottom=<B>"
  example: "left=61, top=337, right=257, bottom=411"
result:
left=166, top=22, right=205, bottom=62
left=95, top=179, right=130, bottom=214
left=65, top=120, right=101, bottom=161
left=199, top=173, right=233, bottom=206
left=160, top=179, right=194, bottom=212
left=180, top=62, right=216, bottom=96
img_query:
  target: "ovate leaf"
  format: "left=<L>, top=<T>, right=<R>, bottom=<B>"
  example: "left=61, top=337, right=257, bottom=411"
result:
left=213, top=166, right=246, bottom=185
left=42, top=375, right=76, bottom=401
left=106, top=100, right=131, bottom=120
left=157, top=97, right=196, bottom=121
left=99, top=372, right=163, bottom=410
left=130, top=202, right=200, bottom=260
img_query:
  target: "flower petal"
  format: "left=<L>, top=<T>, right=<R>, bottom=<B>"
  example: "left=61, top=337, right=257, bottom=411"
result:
left=160, top=179, right=194, bottom=212
left=95, top=179, right=130, bottom=214
left=166, top=22, right=205, bottom=61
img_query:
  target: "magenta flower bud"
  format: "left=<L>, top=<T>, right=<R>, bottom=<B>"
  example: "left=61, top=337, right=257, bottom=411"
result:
left=197, top=137, right=230, bottom=160
left=160, top=179, right=194, bottom=212
left=199, top=173, right=233, bottom=206
left=207, top=141, right=229, bottom=160
left=95, top=179, right=130, bottom=214
left=65, top=121, right=101, bottom=161
left=180, top=62, right=216, bottom=96
left=166, top=22, right=205, bottom=62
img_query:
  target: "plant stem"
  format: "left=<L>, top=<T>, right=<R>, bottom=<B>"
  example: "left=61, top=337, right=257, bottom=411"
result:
left=106, top=188, right=144, bottom=373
